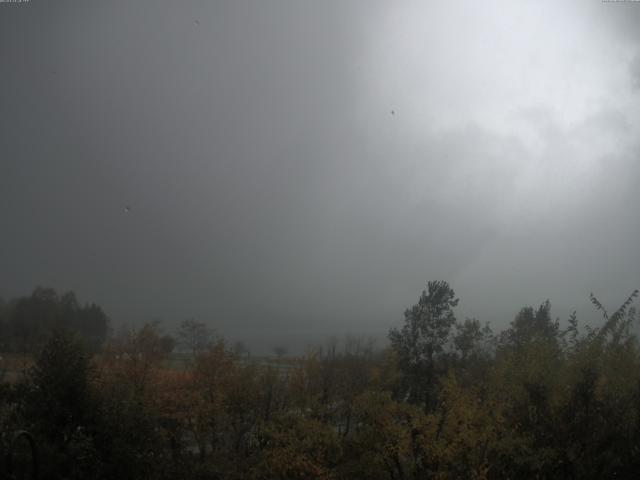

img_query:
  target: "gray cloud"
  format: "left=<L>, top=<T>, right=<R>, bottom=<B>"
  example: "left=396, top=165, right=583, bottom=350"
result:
left=630, top=52, right=640, bottom=90
left=1, top=1, right=640, bottom=352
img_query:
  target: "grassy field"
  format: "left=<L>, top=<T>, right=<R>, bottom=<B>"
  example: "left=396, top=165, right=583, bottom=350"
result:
left=0, top=351, right=300, bottom=385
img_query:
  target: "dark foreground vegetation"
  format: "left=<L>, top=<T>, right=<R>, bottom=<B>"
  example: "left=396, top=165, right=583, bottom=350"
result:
left=1, top=282, right=640, bottom=479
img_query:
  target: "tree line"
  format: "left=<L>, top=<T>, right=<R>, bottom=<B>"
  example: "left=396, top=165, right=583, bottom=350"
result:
left=0, top=287, right=109, bottom=353
left=1, top=282, right=640, bottom=479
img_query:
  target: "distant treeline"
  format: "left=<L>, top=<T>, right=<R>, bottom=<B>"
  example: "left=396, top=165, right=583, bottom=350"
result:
left=0, top=287, right=109, bottom=352
left=1, top=281, right=640, bottom=479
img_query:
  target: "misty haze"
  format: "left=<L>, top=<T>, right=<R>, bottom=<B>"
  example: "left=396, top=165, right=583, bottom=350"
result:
left=1, top=1, right=640, bottom=479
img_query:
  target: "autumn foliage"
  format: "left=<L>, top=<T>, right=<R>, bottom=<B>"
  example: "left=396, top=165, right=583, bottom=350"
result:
left=1, top=283, right=640, bottom=479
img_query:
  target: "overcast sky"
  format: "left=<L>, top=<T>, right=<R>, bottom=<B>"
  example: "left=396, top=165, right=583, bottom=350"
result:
left=1, top=1, right=640, bottom=352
